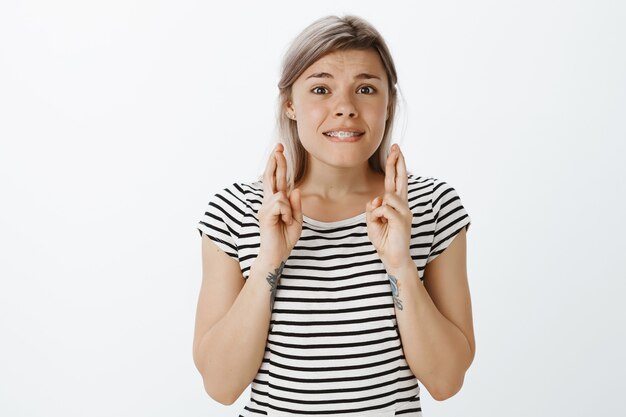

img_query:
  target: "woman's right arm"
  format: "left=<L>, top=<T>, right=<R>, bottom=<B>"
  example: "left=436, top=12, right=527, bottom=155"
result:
left=192, top=234, right=284, bottom=405
left=193, top=235, right=280, bottom=405
left=193, top=143, right=302, bottom=405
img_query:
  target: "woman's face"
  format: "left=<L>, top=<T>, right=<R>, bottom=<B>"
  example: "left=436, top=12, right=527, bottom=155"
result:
left=286, top=48, right=390, bottom=169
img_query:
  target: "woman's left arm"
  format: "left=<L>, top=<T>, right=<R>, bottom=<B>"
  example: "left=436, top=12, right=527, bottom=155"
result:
left=386, top=226, right=475, bottom=401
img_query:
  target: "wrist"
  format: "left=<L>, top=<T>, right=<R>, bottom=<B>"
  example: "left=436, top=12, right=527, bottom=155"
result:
left=384, top=256, right=416, bottom=277
left=253, top=254, right=286, bottom=272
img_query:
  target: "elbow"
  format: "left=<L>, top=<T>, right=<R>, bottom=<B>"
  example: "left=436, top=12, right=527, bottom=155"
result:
left=431, top=342, right=475, bottom=401
left=198, top=361, right=241, bottom=405
left=430, top=375, right=464, bottom=402
left=194, top=347, right=242, bottom=405
left=203, top=377, right=240, bottom=405
left=430, top=385, right=458, bottom=402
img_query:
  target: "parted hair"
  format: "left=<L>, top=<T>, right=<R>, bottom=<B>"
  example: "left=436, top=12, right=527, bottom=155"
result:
left=262, top=15, right=402, bottom=192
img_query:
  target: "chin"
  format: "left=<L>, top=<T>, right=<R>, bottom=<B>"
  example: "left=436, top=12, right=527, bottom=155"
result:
left=320, top=154, right=371, bottom=168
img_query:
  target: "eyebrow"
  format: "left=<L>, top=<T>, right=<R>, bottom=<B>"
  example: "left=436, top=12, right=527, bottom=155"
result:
left=305, top=72, right=382, bottom=81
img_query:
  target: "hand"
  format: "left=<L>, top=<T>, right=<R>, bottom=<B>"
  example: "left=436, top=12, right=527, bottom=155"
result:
left=257, top=143, right=303, bottom=266
left=365, top=144, right=413, bottom=270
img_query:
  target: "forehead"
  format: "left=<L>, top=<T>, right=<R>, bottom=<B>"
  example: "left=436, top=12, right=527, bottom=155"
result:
left=302, top=49, right=387, bottom=79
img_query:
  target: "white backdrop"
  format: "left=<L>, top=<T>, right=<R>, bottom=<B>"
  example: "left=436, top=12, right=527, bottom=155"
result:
left=1, top=1, right=625, bottom=416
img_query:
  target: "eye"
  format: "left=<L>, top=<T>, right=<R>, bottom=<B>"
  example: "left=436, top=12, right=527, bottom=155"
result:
left=311, top=86, right=328, bottom=94
left=358, top=86, right=376, bottom=94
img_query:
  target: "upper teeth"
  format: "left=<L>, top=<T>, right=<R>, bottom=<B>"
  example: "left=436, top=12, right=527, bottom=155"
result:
left=325, top=131, right=362, bottom=137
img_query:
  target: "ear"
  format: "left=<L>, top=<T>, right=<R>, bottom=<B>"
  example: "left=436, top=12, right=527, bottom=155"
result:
left=284, top=100, right=295, bottom=113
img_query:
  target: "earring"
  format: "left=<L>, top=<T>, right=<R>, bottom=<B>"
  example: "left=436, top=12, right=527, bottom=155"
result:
left=286, top=112, right=296, bottom=120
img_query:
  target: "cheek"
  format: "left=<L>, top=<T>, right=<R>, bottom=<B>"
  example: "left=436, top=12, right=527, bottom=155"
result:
left=300, top=100, right=324, bottom=117
left=305, top=106, right=326, bottom=123
left=363, top=105, right=388, bottom=129
left=296, top=104, right=325, bottom=136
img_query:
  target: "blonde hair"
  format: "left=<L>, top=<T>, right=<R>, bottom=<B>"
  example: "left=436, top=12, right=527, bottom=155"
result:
left=263, top=15, right=403, bottom=192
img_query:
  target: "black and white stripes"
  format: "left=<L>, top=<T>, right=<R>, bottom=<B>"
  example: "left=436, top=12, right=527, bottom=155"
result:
left=197, top=174, right=471, bottom=416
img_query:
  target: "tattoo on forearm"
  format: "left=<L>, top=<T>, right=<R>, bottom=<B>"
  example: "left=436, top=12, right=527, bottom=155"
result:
left=388, top=274, right=404, bottom=311
left=267, top=261, right=286, bottom=311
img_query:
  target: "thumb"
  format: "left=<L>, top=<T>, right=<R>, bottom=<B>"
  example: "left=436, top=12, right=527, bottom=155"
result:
left=367, top=197, right=382, bottom=225
left=290, top=188, right=303, bottom=225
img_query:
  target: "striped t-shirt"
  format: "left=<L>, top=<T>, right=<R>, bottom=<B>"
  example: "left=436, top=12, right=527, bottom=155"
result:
left=196, top=173, right=471, bottom=417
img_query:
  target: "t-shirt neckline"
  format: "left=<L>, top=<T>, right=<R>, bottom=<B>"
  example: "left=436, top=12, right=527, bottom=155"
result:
left=302, top=211, right=366, bottom=228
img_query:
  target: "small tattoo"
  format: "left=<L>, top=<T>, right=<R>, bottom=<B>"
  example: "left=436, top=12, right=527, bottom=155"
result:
left=267, top=261, right=286, bottom=311
left=388, top=274, right=404, bottom=310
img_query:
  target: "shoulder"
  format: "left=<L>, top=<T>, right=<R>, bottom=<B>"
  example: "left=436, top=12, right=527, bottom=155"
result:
left=406, top=174, right=470, bottom=234
left=210, top=178, right=263, bottom=209
left=406, top=173, right=445, bottom=203
left=407, top=174, right=465, bottom=207
left=407, top=174, right=451, bottom=192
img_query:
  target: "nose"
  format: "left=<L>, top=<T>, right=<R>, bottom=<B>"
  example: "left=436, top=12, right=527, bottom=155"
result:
left=333, top=90, right=358, bottom=118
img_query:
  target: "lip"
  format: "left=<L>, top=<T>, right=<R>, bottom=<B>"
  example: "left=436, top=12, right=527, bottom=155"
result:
left=323, top=127, right=365, bottom=134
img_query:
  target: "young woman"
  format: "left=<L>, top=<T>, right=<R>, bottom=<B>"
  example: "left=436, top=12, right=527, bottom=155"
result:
left=193, top=15, right=475, bottom=417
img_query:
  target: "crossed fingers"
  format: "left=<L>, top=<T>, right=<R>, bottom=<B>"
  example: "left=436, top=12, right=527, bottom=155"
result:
left=384, top=144, right=408, bottom=201
left=263, top=143, right=287, bottom=197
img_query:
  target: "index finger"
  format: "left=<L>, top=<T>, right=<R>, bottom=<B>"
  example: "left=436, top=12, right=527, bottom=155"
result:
left=275, top=146, right=287, bottom=194
left=263, top=144, right=280, bottom=196
left=395, top=147, right=408, bottom=200
left=385, top=145, right=397, bottom=194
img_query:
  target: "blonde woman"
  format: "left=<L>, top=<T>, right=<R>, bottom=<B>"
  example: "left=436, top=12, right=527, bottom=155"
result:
left=193, top=15, right=475, bottom=417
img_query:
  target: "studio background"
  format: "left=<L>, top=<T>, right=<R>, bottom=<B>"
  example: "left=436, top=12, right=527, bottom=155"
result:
left=1, top=1, right=624, bottom=416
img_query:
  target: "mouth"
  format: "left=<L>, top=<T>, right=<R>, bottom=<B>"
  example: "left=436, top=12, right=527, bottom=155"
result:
left=323, top=131, right=365, bottom=142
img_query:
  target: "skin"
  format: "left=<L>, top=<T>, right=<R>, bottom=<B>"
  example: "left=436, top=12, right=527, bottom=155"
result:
left=194, top=47, right=475, bottom=405
left=364, top=143, right=476, bottom=401
left=275, top=48, right=475, bottom=401
left=285, top=48, right=389, bottom=214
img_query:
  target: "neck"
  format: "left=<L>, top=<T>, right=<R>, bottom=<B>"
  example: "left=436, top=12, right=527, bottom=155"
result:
left=295, top=155, right=381, bottom=200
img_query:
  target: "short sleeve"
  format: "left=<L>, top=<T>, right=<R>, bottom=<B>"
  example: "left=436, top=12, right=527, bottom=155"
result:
left=426, top=179, right=472, bottom=265
left=196, top=182, right=247, bottom=261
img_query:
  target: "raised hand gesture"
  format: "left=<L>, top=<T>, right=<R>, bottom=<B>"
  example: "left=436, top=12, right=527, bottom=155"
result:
left=257, top=143, right=303, bottom=267
left=365, top=144, right=413, bottom=270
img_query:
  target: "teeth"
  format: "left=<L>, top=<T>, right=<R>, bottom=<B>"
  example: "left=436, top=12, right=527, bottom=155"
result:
left=325, top=131, right=362, bottom=138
